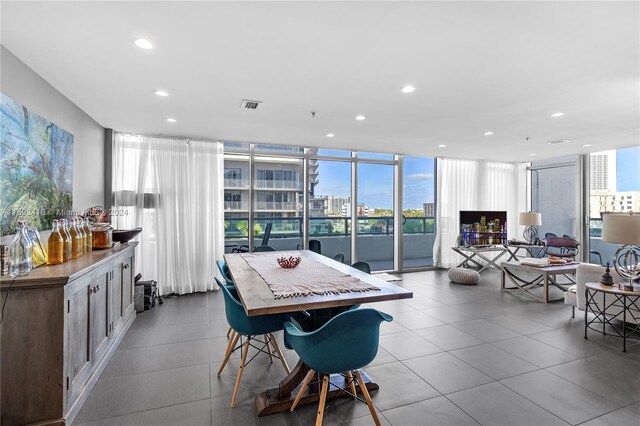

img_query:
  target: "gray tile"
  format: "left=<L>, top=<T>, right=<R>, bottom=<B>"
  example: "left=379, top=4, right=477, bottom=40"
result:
left=452, top=301, right=514, bottom=319
left=447, top=382, right=568, bottom=426
left=382, top=396, right=479, bottom=426
left=211, top=353, right=285, bottom=398
left=627, top=401, right=640, bottom=414
left=450, top=343, right=538, bottom=380
left=488, top=314, right=553, bottom=335
left=150, top=322, right=211, bottom=346
left=414, top=324, right=484, bottom=351
left=452, top=319, right=521, bottom=342
left=547, top=354, right=640, bottom=406
left=365, top=362, right=440, bottom=411
left=580, top=407, right=640, bottom=426
left=74, top=399, right=212, bottom=426
left=528, top=328, right=608, bottom=357
left=369, top=346, right=397, bottom=367
left=74, top=375, right=139, bottom=423
left=100, top=346, right=150, bottom=378
left=391, top=310, right=445, bottom=330
left=422, top=306, right=479, bottom=324
left=501, top=370, right=620, bottom=424
left=491, top=336, right=578, bottom=368
left=209, top=319, right=232, bottom=338
left=368, top=300, right=415, bottom=314
left=127, top=364, right=211, bottom=413
left=402, top=295, right=445, bottom=310
left=292, top=390, right=373, bottom=425
left=403, top=352, right=493, bottom=394
left=379, top=319, right=409, bottom=336
left=142, top=339, right=210, bottom=373
left=379, top=331, right=443, bottom=360
left=210, top=335, right=241, bottom=363
left=211, top=392, right=300, bottom=426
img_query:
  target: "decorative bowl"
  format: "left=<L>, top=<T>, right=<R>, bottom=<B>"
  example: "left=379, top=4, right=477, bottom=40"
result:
left=277, top=256, right=302, bottom=269
left=112, top=227, right=142, bottom=243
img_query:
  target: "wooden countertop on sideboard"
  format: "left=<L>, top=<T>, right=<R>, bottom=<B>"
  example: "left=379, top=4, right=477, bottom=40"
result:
left=0, top=242, right=138, bottom=290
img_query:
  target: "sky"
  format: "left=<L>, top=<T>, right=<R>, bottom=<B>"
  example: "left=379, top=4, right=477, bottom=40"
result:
left=314, top=157, right=435, bottom=210
left=616, top=145, right=640, bottom=192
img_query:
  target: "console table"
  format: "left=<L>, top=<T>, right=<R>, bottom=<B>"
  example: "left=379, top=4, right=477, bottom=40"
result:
left=0, top=242, right=137, bottom=425
left=585, top=282, right=640, bottom=352
left=452, top=245, right=510, bottom=272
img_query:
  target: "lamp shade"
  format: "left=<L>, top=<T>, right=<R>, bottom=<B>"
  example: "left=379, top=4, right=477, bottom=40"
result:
left=602, top=212, right=640, bottom=245
left=519, top=212, right=542, bottom=226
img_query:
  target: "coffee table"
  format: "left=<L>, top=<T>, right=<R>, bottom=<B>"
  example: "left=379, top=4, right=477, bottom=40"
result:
left=501, top=261, right=577, bottom=303
left=452, top=245, right=510, bottom=272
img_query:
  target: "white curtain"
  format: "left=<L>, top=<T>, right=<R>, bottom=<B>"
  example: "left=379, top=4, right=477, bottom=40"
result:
left=113, top=134, right=224, bottom=295
left=433, top=158, right=527, bottom=268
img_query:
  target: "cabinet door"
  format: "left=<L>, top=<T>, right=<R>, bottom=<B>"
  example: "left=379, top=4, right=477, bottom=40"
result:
left=90, top=273, right=110, bottom=362
left=109, top=265, right=123, bottom=335
left=121, top=256, right=135, bottom=319
left=66, top=280, right=92, bottom=404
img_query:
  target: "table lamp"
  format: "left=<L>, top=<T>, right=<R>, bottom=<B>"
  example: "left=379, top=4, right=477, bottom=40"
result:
left=519, top=212, right=542, bottom=244
left=602, top=212, right=640, bottom=290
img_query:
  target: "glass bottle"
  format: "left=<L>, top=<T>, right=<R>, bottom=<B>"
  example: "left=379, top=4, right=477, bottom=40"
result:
left=83, top=218, right=93, bottom=253
left=8, top=220, right=33, bottom=276
left=75, top=217, right=86, bottom=256
left=47, top=220, right=64, bottom=265
left=69, top=219, right=83, bottom=259
left=60, top=219, right=72, bottom=262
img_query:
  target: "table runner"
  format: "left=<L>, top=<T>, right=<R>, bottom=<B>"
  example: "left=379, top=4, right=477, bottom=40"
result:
left=241, top=252, right=380, bottom=299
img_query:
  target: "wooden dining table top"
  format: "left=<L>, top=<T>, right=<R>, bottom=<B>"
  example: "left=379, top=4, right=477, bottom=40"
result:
left=224, top=250, right=413, bottom=316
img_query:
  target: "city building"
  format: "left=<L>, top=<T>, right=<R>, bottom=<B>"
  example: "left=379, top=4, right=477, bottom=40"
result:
left=423, top=202, right=435, bottom=217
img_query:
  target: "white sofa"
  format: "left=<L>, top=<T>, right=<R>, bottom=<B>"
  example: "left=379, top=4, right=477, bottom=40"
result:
left=564, top=263, right=639, bottom=324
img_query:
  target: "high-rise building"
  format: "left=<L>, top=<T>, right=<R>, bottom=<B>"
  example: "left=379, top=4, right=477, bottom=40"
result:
left=423, top=202, right=435, bottom=217
left=326, top=196, right=351, bottom=216
left=590, top=150, right=616, bottom=192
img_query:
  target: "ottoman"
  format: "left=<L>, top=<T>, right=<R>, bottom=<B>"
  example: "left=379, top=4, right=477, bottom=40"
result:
left=448, top=267, right=481, bottom=285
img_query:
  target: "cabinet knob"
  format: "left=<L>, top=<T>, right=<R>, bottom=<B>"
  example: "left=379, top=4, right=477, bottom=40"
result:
left=96, top=285, right=100, bottom=291
left=123, top=264, right=130, bottom=270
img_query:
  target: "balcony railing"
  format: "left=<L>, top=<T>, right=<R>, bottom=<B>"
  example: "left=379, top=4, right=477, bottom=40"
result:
left=224, top=216, right=435, bottom=239
left=224, top=201, right=248, bottom=210
left=255, top=180, right=303, bottom=190
left=254, top=201, right=302, bottom=211
left=224, top=178, right=249, bottom=189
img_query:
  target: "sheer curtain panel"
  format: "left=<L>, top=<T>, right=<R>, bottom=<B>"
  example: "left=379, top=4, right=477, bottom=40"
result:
left=113, top=134, right=224, bottom=295
left=433, top=158, right=526, bottom=268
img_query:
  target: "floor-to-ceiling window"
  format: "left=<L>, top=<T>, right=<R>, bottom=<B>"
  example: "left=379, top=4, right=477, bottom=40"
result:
left=588, top=146, right=640, bottom=265
left=402, top=156, right=436, bottom=268
left=223, top=143, right=436, bottom=272
left=530, top=156, right=578, bottom=239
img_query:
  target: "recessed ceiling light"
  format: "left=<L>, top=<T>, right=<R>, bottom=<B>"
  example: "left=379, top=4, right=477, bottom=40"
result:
left=583, top=144, right=592, bottom=147
left=166, top=118, right=177, bottom=123
left=355, top=115, right=366, bottom=121
left=529, top=153, right=537, bottom=156
left=401, top=85, right=416, bottom=93
left=484, top=131, right=494, bottom=136
left=134, top=39, right=154, bottom=49
left=438, top=144, right=446, bottom=148
left=326, top=133, right=335, bottom=138
left=154, top=90, right=169, bottom=97
left=551, top=112, right=565, bottom=117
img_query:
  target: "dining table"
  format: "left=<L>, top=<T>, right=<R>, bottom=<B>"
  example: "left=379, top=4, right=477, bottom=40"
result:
left=224, top=250, right=413, bottom=416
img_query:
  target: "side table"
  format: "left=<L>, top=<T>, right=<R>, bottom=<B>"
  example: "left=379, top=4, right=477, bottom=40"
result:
left=584, top=282, right=640, bottom=352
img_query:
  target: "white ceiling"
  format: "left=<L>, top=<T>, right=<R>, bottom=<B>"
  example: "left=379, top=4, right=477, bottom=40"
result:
left=1, top=1, right=639, bottom=162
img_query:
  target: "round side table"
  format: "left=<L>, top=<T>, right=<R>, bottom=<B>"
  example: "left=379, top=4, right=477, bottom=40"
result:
left=584, top=282, right=640, bottom=352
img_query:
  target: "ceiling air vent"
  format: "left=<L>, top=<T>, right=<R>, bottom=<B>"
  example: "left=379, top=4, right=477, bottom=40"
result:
left=240, top=99, right=262, bottom=109
left=547, top=139, right=571, bottom=145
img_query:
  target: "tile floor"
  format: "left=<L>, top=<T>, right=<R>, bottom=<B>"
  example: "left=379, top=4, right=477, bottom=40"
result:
left=74, top=269, right=640, bottom=426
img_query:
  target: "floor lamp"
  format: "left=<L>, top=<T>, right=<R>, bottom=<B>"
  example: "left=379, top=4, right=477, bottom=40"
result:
left=602, top=212, right=640, bottom=291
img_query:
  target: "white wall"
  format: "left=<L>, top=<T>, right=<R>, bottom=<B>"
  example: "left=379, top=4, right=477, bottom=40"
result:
left=1, top=45, right=105, bottom=211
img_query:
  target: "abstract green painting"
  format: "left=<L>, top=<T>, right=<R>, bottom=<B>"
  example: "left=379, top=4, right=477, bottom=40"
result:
left=0, top=93, right=74, bottom=235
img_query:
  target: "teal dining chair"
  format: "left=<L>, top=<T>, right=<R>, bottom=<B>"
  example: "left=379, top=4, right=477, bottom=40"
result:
left=216, top=259, right=234, bottom=286
left=284, top=308, right=392, bottom=425
left=216, top=278, right=291, bottom=407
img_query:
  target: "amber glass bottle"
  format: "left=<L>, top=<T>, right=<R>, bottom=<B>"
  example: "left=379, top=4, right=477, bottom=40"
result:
left=76, top=217, right=86, bottom=256
left=83, top=218, right=93, bottom=253
left=47, top=220, right=64, bottom=265
left=60, top=219, right=72, bottom=262
left=69, top=219, right=83, bottom=259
